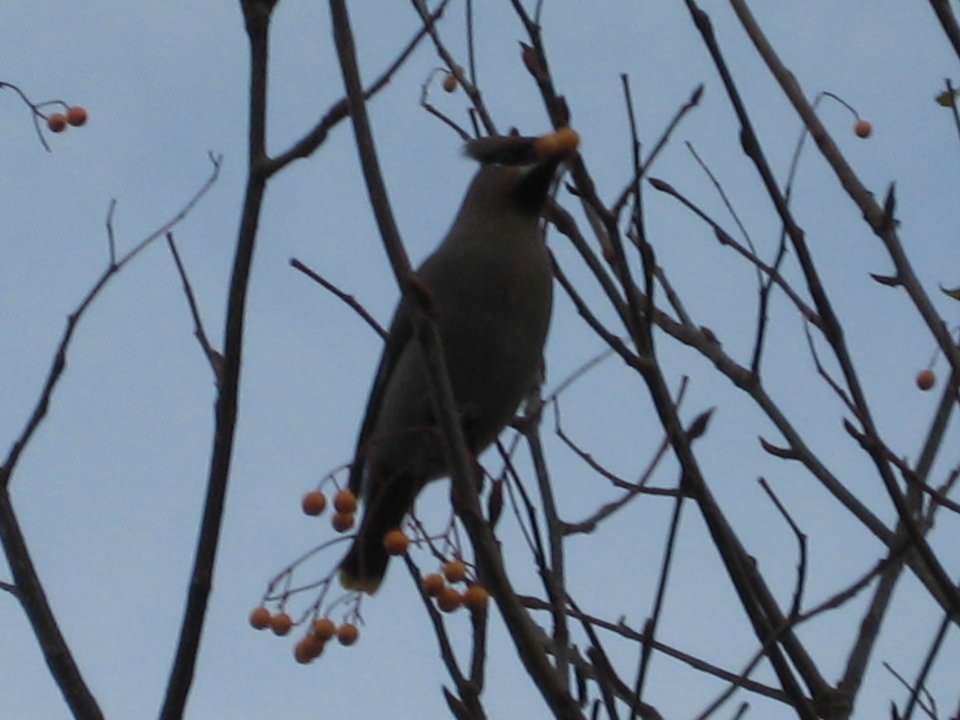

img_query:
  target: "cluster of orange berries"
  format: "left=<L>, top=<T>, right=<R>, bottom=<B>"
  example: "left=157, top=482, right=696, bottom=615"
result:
left=249, top=607, right=360, bottom=664
left=46, top=106, right=88, bottom=133
left=301, top=488, right=358, bottom=533
left=421, top=560, right=489, bottom=614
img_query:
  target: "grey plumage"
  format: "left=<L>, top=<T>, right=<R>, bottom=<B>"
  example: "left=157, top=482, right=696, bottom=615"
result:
left=339, top=132, right=575, bottom=592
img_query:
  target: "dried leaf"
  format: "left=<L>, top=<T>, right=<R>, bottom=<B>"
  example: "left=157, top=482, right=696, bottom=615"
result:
left=934, top=88, right=959, bottom=107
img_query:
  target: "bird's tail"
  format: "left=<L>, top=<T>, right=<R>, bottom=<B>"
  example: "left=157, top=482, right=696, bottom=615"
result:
left=339, top=474, right=417, bottom=594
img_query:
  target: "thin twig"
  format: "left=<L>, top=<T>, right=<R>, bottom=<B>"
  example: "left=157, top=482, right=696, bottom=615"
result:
left=266, top=0, right=449, bottom=174
left=158, top=3, right=272, bottom=715
left=902, top=609, right=952, bottom=720
left=166, top=232, right=222, bottom=381
left=290, top=257, right=387, bottom=340
left=1, top=156, right=221, bottom=720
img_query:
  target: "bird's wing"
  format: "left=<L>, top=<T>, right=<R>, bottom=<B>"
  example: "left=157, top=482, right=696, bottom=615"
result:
left=347, top=297, right=415, bottom=495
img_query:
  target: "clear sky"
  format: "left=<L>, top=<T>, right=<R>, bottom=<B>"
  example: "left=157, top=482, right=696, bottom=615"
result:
left=3, top=2, right=959, bottom=718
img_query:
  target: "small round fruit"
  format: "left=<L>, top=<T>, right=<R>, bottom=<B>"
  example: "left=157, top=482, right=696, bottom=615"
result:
left=47, top=113, right=67, bottom=133
left=301, top=491, right=327, bottom=516
left=333, top=489, right=358, bottom=514
left=422, top=573, right=445, bottom=597
left=437, top=586, right=463, bottom=613
left=337, top=623, right=359, bottom=646
left=270, top=612, right=293, bottom=636
left=916, top=368, right=936, bottom=391
left=854, top=119, right=872, bottom=139
left=552, top=127, right=580, bottom=154
left=66, top=106, right=88, bottom=127
left=294, top=635, right=324, bottom=664
left=442, top=73, right=458, bottom=93
left=534, top=127, right=580, bottom=158
left=463, top=584, right=489, bottom=612
left=313, top=617, right=336, bottom=641
left=443, top=560, right=467, bottom=584
left=383, top=529, right=410, bottom=556
left=332, top=511, right=355, bottom=533
left=249, top=606, right=271, bottom=630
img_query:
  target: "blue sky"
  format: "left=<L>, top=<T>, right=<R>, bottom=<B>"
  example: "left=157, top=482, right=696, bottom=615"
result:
left=3, top=2, right=959, bottom=718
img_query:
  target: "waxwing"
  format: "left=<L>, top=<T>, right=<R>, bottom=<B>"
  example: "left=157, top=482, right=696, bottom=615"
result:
left=339, top=130, right=579, bottom=592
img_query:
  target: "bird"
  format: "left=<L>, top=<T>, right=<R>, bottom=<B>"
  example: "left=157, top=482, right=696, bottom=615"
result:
left=338, top=129, right=579, bottom=593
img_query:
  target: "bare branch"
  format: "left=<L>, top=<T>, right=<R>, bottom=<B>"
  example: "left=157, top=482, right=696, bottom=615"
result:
left=290, top=257, right=388, bottom=340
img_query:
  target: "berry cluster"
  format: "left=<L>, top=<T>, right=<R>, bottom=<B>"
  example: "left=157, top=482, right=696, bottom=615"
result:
left=421, top=560, right=489, bottom=614
left=46, top=106, right=88, bottom=133
left=255, top=481, right=490, bottom=665
left=249, top=607, right=361, bottom=665
left=302, top=488, right=358, bottom=533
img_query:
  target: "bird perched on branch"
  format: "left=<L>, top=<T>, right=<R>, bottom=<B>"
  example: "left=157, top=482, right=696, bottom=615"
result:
left=339, top=129, right=580, bottom=593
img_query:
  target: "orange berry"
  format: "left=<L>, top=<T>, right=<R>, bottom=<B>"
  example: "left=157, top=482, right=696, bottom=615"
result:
left=313, top=617, right=336, bottom=641
left=383, top=529, right=410, bottom=556
left=552, top=127, right=580, bottom=154
left=66, top=106, right=88, bottom=127
left=333, top=489, right=357, bottom=514
left=301, top=490, right=327, bottom=516
left=337, top=623, right=359, bottom=646
left=294, top=635, right=325, bottom=664
left=463, top=584, right=489, bottom=612
left=270, top=612, right=293, bottom=636
left=249, top=606, right=271, bottom=630
left=422, top=573, right=445, bottom=597
left=916, top=368, right=936, bottom=391
left=437, top=586, right=463, bottom=613
left=854, top=119, right=872, bottom=139
left=47, top=113, right=67, bottom=133
left=331, top=511, right=355, bottom=533
left=534, top=127, right=580, bottom=158
left=442, top=73, right=458, bottom=93
left=443, top=560, right=467, bottom=584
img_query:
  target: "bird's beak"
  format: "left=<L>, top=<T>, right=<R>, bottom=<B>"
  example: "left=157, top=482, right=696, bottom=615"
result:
left=516, top=128, right=580, bottom=209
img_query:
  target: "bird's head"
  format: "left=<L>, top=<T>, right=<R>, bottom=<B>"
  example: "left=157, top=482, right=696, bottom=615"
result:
left=461, top=129, right=580, bottom=217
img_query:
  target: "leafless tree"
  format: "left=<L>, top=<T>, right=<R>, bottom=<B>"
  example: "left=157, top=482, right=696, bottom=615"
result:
left=3, top=2, right=958, bottom=719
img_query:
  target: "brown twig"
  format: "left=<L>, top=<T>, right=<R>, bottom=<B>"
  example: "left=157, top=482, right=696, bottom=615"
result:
left=518, top=594, right=789, bottom=705
left=266, top=0, right=449, bottom=175
left=290, top=257, right=388, bottom=340
left=902, top=609, right=951, bottom=720
left=0, top=156, right=220, bottom=720
left=166, top=232, right=222, bottom=381
left=757, top=478, right=807, bottom=618
left=158, top=3, right=273, bottom=716
left=631, top=468, right=686, bottom=716
left=647, top=176, right=820, bottom=329
left=702, top=0, right=960, bottom=624
left=611, top=84, right=704, bottom=219
left=410, top=0, right=496, bottom=137
left=404, top=554, right=485, bottom=717
left=731, top=0, right=960, bottom=393
left=928, top=0, right=960, bottom=63
left=0, top=80, right=58, bottom=152
left=522, top=390, right=571, bottom=689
